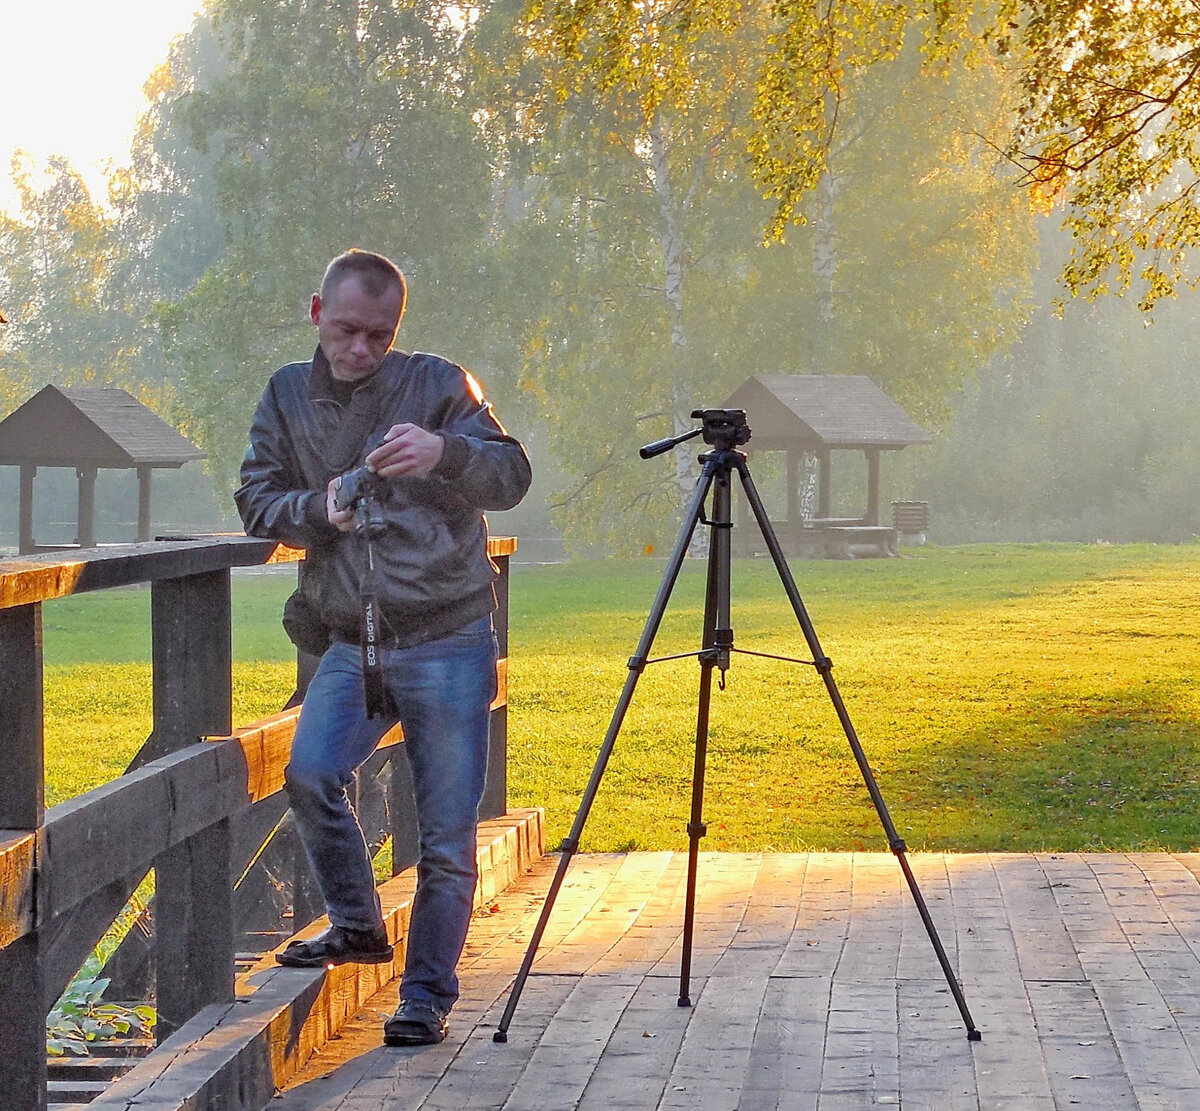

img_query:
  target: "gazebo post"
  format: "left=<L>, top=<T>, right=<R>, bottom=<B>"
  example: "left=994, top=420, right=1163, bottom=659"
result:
left=785, top=449, right=800, bottom=543
left=18, top=465, right=35, bottom=554
left=866, top=448, right=881, bottom=526
left=76, top=466, right=98, bottom=549
left=137, top=465, right=153, bottom=542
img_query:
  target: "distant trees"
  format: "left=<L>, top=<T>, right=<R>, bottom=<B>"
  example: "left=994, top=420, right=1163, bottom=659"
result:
left=8, top=0, right=1195, bottom=548
left=0, top=0, right=1038, bottom=548
left=1003, top=2, right=1200, bottom=310
left=119, top=0, right=495, bottom=489
left=0, top=154, right=217, bottom=537
left=472, top=1, right=779, bottom=548
left=0, top=155, right=138, bottom=413
left=536, top=0, right=1200, bottom=310
left=749, top=40, right=1035, bottom=427
left=915, top=274, right=1200, bottom=542
left=475, top=0, right=1034, bottom=548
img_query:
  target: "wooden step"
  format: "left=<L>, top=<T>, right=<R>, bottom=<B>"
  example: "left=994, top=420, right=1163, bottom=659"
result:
left=77, top=1037, right=153, bottom=1058
left=88, top=809, right=544, bottom=1111
left=48, top=1079, right=110, bottom=1101
left=48, top=1056, right=138, bottom=1082
left=44, top=1035, right=154, bottom=1106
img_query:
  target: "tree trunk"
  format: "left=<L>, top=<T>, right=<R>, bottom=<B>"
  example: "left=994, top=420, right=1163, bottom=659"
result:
left=812, top=165, right=837, bottom=373
left=812, top=89, right=839, bottom=373
left=799, top=451, right=819, bottom=522
left=649, top=114, right=706, bottom=555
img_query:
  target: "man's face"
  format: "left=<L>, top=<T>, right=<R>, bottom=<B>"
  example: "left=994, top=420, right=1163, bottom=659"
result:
left=310, top=276, right=404, bottom=382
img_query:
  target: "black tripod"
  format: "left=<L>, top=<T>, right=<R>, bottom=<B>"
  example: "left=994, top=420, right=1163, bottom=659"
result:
left=493, top=408, right=980, bottom=1043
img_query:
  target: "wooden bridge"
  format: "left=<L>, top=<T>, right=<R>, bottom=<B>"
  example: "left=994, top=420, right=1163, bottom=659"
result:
left=0, top=534, right=520, bottom=1110
left=6, top=539, right=1200, bottom=1110
left=257, top=848, right=1200, bottom=1111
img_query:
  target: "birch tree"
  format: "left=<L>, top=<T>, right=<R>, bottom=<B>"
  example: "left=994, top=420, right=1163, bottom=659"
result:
left=1003, top=1, right=1200, bottom=309
left=535, top=0, right=1200, bottom=309
left=476, top=3, right=778, bottom=551
left=483, top=0, right=1033, bottom=549
left=0, top=156, right=139, bottom=414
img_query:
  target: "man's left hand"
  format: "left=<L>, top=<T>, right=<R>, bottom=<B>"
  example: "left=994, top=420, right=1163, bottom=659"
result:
left=366, top=423, right=445, bottom=478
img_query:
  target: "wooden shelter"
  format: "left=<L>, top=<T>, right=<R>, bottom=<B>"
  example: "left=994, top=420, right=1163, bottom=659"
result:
left=0, top=385, right=206, bottom=553
left=723, top=374, right=931, bottom=557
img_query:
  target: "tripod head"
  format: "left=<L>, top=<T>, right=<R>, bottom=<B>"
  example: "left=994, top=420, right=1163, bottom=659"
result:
left=639, top=408, right=752, bottom=459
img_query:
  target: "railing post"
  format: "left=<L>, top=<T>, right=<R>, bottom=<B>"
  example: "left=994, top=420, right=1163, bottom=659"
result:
left=148, top=569, right=233, bottom=759
left=0, top=603, right=47, bottom=1110
left=150, top=569, right=236, bottom=1041
left=288, top=562, right=321, bottom=708
left=389, top=747, right=419, bottom=875
left=480, top=553, right=510, bottom=821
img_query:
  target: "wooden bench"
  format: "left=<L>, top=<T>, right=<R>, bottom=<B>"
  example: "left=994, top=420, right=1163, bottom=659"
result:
left=822, top=525, right=899, bottom=559
left=735, top=520, right=898, bottom=559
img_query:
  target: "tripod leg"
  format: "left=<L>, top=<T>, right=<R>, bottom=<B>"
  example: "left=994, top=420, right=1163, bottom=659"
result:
left=493, top=465, right=718, bottom=1043
left=677, top=458, right=733, bottom=1007
left=678, top=656, right=713, bottom=1009
left=732, top=457, right=981, bottom=1041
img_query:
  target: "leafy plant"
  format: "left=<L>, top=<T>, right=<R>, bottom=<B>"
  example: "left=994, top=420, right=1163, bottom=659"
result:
left=46, top=974, right=156, bottom=1057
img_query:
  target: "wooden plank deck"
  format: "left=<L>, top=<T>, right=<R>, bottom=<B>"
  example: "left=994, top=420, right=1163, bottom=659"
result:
left=263, top=851, right=1200, bottom=1111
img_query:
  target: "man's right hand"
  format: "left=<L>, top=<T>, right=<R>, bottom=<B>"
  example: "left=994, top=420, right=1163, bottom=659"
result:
left=326, top=476, right=356, bottom=532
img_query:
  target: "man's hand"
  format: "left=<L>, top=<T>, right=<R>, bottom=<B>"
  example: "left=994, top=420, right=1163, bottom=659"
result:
left=326, top=476, right=356, bottom=532
left=365, top=423, right=444, bottom=478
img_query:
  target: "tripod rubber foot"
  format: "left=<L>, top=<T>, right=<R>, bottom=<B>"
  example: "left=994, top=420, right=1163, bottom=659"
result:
left=967, top=1029, right=982, bottom=1042
left=677, top=996, right=691, bottom=1008
left=493, top=1030, right=508, bottom=1043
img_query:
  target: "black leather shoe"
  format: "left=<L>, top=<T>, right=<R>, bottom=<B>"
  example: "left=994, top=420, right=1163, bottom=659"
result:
left=276, top=924, right=393, bottom=968
left=383, top=999, right=449, bottom=1046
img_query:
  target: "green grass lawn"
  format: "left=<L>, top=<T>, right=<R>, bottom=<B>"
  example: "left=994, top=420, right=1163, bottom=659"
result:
left=39, top=543, right=1200, bottom=854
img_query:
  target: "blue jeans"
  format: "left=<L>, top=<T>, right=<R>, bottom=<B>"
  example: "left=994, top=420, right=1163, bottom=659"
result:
left=284, top=616, right=497, bottom=1013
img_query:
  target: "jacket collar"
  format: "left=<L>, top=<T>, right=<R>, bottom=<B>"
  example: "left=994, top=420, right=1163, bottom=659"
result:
left=308, top=346, right=408, bottom=401
left=307, top=345, right=340, bottom=401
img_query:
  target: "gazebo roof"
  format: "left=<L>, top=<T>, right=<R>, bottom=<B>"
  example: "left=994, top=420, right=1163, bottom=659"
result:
left=724, top=375, right=932, bottom=449
left=0, top=385, right=206, bottom=468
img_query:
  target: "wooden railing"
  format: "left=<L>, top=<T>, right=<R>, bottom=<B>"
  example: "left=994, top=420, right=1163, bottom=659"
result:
left=0, top=534, right=514, bottom=1111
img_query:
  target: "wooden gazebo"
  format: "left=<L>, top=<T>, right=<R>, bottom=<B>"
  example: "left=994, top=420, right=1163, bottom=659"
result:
left=0, top=386, right=206, bottom=553
left=723, top=374, right=931, bottom=557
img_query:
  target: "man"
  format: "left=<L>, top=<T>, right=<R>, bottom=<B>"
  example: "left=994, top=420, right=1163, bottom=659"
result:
left=235, top=249, right=531, bottom=1046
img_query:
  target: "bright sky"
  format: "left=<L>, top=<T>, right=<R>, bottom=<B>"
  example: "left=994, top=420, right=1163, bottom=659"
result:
left=0, top=0, right=203, bottom=217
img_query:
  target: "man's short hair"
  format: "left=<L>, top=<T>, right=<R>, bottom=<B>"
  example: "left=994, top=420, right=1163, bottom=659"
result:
left=321, top=250, right=407, bottom=315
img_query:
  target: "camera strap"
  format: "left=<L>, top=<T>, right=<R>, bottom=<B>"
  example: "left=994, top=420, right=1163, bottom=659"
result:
left=359, top=538, right=389, bottom=719
left=326, top=385, right=382, bottom=476
left=321, top=360, right=391, bottom=718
